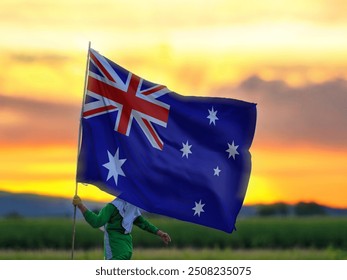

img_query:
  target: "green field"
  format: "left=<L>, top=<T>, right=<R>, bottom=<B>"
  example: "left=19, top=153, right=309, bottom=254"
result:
left=1, top=248, right=347, bottom=260
left=1, top=216, right=347, bottom=259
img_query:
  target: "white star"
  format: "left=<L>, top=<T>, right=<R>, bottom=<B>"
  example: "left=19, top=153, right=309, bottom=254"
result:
left=207, top=107, right=219, bottom=125
left=180, top=140, right=192, bottom=158
left=226, top=141, right=239, bottom=159
left=102, top=149, right=127, bottom=185
left=192, top=200, right=205, bottom=217
left=213, top=166, right=221, bottom=176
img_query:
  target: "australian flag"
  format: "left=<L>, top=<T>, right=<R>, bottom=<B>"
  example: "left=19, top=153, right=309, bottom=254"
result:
left=77, top=48, right=257, bottom=233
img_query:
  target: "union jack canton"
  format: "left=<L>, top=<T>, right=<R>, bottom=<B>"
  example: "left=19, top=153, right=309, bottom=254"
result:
left=84, top=49, right=170, bottom=150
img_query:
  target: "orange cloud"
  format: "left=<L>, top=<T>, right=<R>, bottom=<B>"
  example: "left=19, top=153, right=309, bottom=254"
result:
left=245, top=144, right=347, bottom=208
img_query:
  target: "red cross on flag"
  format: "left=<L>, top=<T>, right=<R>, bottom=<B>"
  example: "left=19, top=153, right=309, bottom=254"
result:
left=83, top=49, right=171, bottom=150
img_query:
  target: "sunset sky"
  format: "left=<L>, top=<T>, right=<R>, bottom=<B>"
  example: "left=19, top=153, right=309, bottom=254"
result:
left=1, top=0, right=346, bottom=208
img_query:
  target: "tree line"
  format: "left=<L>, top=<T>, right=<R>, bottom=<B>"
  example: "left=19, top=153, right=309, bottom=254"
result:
left=256, top=202, right=326, bottom=216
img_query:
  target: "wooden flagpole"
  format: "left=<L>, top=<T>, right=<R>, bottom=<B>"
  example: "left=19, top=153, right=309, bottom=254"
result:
left=71, top=41, right=91, bottom=260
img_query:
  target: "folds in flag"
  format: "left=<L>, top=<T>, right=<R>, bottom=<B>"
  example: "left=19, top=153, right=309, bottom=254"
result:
left=77, top=48, right=257, bottom=233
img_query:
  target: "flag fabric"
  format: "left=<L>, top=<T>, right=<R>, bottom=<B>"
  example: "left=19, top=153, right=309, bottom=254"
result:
left=77, top=48, right=257, bottom=233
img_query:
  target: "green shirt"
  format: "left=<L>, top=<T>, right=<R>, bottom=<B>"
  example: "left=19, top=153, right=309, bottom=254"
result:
left=83, top=203, right=158, bottom=260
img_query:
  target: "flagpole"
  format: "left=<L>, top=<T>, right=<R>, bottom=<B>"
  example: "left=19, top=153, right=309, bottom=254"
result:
left=71, top=41, right=91, bottom=260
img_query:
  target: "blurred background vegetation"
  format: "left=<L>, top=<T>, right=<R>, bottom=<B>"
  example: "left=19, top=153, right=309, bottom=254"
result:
left=1, top=205, right=347, bottom=260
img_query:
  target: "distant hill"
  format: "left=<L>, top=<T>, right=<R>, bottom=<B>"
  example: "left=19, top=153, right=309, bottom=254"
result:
left=0, top=191, right=105, bottom=218
left=0, top=191, right=346, bottom=218
left=239, top=202, right=347, bottom=217
left=324, top=206, right=347, bottom=216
